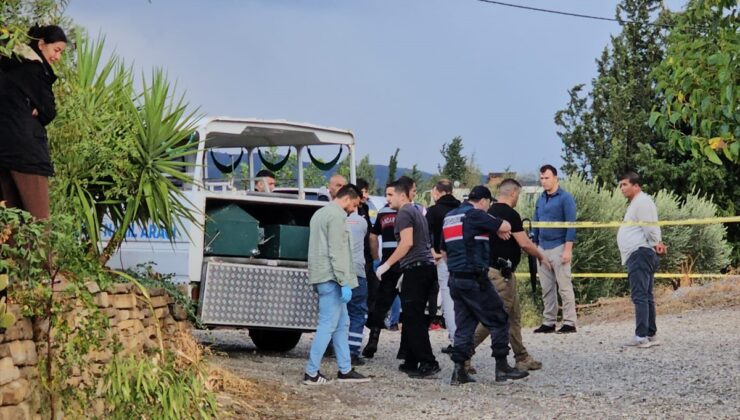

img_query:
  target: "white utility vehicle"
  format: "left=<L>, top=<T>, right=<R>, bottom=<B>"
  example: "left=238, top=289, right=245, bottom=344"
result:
left=106, top=117, right=357, bottom=351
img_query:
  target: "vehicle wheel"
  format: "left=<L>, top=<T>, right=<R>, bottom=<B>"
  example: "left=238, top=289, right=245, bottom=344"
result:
left=249, top=329, right=302, bottom=352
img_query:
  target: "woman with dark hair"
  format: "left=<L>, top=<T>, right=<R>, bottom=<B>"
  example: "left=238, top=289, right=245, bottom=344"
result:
left=0, top=24, right=67, bottom=220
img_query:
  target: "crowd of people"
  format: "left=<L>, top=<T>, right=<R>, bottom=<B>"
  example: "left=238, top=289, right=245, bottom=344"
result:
left=303, top=165, right=666, bottom=385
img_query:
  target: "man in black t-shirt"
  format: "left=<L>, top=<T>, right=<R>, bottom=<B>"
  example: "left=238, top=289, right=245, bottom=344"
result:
left=471, top=179, right=552, bottom=372
left=375, top=180, right=440, bottom=378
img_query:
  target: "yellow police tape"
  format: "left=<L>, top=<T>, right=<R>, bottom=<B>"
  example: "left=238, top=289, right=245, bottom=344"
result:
left=529, top=215, right=740, bottom=229
left=515, top=272, right=734, bottom=279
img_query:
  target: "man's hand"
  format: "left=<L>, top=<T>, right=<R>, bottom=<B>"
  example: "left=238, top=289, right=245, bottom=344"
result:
left=340, top=285, right=353, bottom=303
left=561, top=247, right=572, bottom=264
left=375, top=262, right=390, bottom=280
left=654, top=242, right=667, bottom=255
left=539, top=255, right=553, bottom=271
left=496, top=220, right=512, bottom=241
left=32, top=108, right=38, bottom=117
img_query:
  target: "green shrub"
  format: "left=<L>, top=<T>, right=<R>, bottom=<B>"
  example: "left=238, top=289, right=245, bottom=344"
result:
left=104, top=352, right=217, bottom=420
left=516, top=176, right=731, bottom=304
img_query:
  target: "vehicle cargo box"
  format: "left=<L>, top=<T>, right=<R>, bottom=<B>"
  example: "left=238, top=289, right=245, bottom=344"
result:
left=259, top=224, right=310, bottom=260
left=205, top=204, right=260, bottom=257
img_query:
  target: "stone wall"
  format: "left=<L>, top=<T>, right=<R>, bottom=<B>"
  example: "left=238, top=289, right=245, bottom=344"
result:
left=0, top=282, right=190, bottom=419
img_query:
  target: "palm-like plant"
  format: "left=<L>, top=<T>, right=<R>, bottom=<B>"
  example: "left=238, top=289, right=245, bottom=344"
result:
left=49, top=34, right=200, bottom=264
left=100, top=70, right=200, bottom=264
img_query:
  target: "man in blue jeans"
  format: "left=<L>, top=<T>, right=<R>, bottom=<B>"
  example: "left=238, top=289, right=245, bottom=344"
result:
left=304, top=184, right=371, bottom=385
left=617, top=171, right=667, bottom=348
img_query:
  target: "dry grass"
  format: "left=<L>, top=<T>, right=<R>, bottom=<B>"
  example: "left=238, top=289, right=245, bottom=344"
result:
left=171, top=331, right=301, bottom=419
left=578, top=276, right=740, bottom=325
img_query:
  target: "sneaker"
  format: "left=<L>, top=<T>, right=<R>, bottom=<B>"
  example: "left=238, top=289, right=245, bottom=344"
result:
left=337, top=369, right=371, bottom=383
left=533, top=324, right=556, bottom=334
left=441, top=345, right=453, bottom=354
left=303, top=371, right=331, bottom=385
left=387, top=324, right=399, bottom=331
left=648, top=335, right=661, bottom=346
left=351, top=354, right=366, bottom=366
left=515, top=356, right=543, bottom=371
left=556, top=324, right=577, bottom=334
left=408, top=362, right=441, bottom=379
left=623, top=337, right=654, bottom=348
left=398, top=362, right=419, bottom=374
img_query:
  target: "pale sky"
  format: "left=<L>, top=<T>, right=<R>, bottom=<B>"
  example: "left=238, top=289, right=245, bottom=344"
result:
left=66, top=0, right=685, bottom=175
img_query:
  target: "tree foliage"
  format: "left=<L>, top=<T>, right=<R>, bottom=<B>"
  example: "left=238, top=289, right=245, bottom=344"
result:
left=386, top=148, right=400, bottom=184
left=556, top=0, right=668, bottom=184
left=439, top=136, right=467, bottom=182
left=403, top=164, right=423, bottom=186
left=555, top=0, right=739, bottom=264
left=649, top=0, right=739, bottom=164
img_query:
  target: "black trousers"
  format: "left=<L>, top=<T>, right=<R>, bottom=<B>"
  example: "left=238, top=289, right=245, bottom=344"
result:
left=400, top=264, right=438, bottom=366
left=366, top=268, right=402, bottom=329
left=449, top=273, right=510, bottom=363
left=365, top=262, right=380, bottom=314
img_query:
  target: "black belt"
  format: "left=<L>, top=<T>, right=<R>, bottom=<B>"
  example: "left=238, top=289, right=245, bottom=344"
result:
left=451, top=272, right=481, bottom=280
left=403, top=261, right=434, bottom=269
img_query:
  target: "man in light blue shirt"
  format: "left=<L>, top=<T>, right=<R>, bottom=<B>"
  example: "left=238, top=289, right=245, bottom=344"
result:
left=617, top=171, right=666, bottom=348
left=532, top=164, right=578, bottom=334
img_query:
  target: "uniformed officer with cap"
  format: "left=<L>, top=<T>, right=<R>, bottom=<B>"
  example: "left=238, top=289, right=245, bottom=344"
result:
left=441, top=185, right=529, bottom=385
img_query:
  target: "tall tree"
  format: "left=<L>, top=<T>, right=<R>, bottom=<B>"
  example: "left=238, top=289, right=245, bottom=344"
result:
left=403, top=164, right=423, bottom=186
left=387, top=148, right=400, bottom=184
left=554, top=0, right=739, bottom=264
left=555, top=0, right=667, bottom=184
left=650, top=0, right=739, bottom=164
left=440, top=136, right=467, bottom=182
left=336, top=154, right=376, bottom=192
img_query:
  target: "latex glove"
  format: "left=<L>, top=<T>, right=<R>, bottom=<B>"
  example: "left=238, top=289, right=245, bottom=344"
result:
left=372, top=259, right=381, bottom=272
left=340, top=285, right=352, bottom=303
left=375, top=262, right=390, bottom=280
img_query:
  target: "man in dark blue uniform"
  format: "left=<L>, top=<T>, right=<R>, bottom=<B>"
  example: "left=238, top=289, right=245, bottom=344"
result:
left=442, top=186, right=529, bottom=385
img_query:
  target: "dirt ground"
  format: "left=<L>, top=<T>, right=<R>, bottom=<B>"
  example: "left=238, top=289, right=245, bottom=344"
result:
left=199, top=279, right=740, bottom=419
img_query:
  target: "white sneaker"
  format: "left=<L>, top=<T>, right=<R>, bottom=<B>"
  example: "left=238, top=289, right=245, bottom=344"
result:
left=623, top=337, right=653, bottom=348
left=647, top=335, right=661, bottom=346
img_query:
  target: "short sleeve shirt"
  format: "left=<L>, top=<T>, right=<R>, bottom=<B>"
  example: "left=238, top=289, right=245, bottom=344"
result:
left=488, top=203, right=524, bottom=270
left=394, top=203, right=434, bottom=268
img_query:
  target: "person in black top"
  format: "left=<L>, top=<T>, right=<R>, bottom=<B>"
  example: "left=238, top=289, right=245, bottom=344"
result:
left=0, top=25, right=67, bottom=221
left=470, top=178, right=551, bottom=373
left=362, top=184, right=402, bottom=358
left=425, top=179, right=460, bottom=351
left=375, top=180, right=440, bottom=378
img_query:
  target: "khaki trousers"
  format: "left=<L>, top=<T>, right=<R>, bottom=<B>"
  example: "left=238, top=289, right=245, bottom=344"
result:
left=538, top=244, right=577, bottom=326
left=473, top=268, right=528, bottom=361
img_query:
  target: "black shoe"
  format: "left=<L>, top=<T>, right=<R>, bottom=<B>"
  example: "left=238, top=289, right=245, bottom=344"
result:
left=533, top=324, right=556, bottom=334
left=303, top=371, right=331, bottom=385
left=337, top=369, right=371, bottom=383
left=398, top=362, right=419, bottom=374
left=441, top=345, right=453, bottom=354
left=557, top=324, right=577, bottom=334
left=408, top=362, right=441, bottom=379
left=450, top=362, right=476, bottom=386
left=362, top=328, right=381, bottom=358
left=396, top=348, right=407, bottom=360
left=495, top=363, right=529, bottom=383
left=387, top=324, right=399, bottom=331
left=351, top=354, right=366, bottom=366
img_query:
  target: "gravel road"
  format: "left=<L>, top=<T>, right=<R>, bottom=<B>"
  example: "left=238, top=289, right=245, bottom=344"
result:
left=197, top=305, right=740, bottom=419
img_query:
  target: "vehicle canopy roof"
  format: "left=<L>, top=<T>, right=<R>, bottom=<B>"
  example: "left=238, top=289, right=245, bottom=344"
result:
left=199, top=117, right=355, bottom=149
